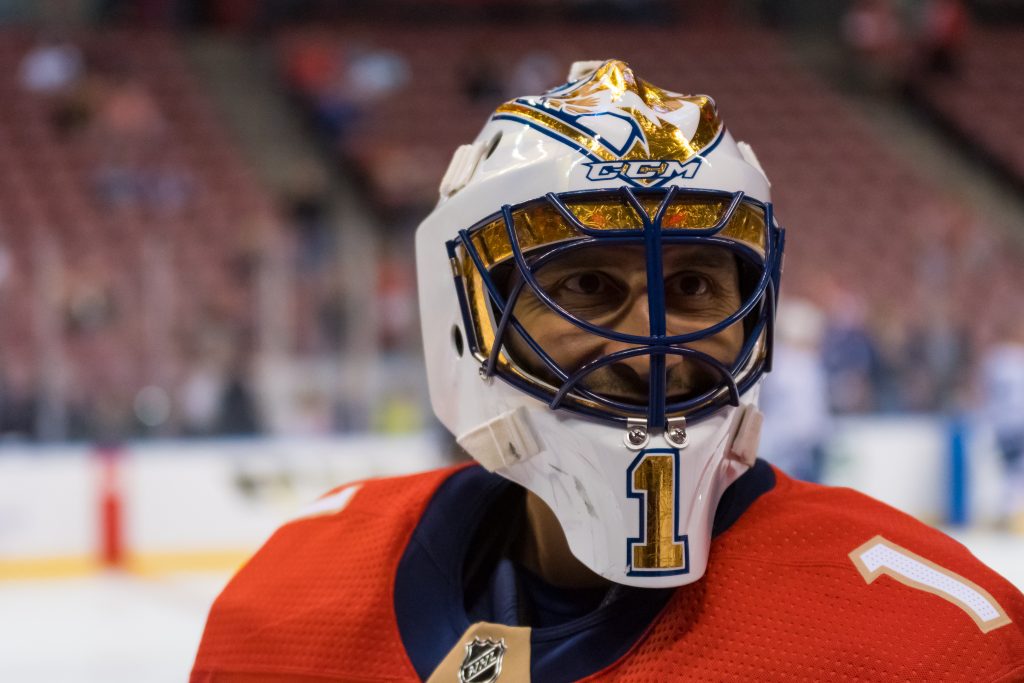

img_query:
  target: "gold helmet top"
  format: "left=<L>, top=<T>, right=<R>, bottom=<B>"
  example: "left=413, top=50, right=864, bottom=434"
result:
left=494, top=59, right=722, bottom=165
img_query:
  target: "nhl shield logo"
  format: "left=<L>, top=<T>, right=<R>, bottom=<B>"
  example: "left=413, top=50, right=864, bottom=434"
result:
left=458, top=636, right=506, bottom=683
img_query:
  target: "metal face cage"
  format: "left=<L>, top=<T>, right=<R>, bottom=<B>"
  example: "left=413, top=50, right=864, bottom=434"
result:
left=446, top=186, right=785, bottom=430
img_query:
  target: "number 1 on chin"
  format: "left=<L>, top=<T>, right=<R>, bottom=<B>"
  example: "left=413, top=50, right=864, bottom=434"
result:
left=627, top=449, right=687, bottom=573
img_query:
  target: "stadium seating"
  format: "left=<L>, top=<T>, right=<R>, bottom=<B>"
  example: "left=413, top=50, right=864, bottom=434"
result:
left=916, top=27, right=1024, bottom=184
left=2, top=23, right=1021, bottom=437
left=278, top=23, right=1024, bottom=348
left=0, top=29, right=279, bottom=438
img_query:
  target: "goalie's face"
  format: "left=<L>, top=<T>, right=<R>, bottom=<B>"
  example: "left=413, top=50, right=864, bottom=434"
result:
left=448, top=187, right=777, bottom=427
left=505, top=244, right=745, bottom=405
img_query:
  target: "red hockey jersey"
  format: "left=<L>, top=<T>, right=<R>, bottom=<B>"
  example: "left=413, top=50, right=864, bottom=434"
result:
left=192, top=463, right=1024, bottom=682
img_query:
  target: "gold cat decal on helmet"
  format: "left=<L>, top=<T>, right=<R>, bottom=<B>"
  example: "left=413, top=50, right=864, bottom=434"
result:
left=493, top=59, right=723, bottom=180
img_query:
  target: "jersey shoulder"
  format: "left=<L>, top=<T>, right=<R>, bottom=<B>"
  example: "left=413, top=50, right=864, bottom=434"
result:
left=191, top=464, right=468, bottom=683
left=730, top=466, right=1017, bottom=589
left=701, top=466, right=1024, bottom=679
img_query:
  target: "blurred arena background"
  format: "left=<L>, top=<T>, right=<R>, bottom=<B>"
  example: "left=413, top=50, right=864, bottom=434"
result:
left=0, top=1, right=1022, bottom=680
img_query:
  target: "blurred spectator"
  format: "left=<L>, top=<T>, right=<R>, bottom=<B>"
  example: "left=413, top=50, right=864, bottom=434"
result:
left=376, top=248, right=417, bottom=352
left=902, top=315, right=968, bottom=412
left=284, top=41, right=408, bottom=141
left=977, top=321, right=1024, bottom=530
left=821, top=288, right=878, bottom=413
left=291, top=386, right=334, bottom=435
left=63, top=256, right=119, bottom=335
left=145, top=162, right=196, bottom=215
left=133, top=385, right=173, bottom=433
left=215, top=353, right=263, bottom=436
left=310, top=78, right=363, bottom=139
left=871, top=306, right=914, bottom=412
left=96, top=75, right=166, bottom=147
left=178, top=326, right=261, bottom=437
left=51, top=90, right=96, bottom=138
left=0, top=356, right=39, bottom=440
left=20, top=36, right=98, bottom=139
left=285, top=160, right=332, bottom=271
left=346, top=46, right=409, bottom=103
left=917, top=0, right=969, bottom=77
left=179, top=353, right=227, bottom=437
left=842, top=0, right=910, bottom=91
left=759, top=299, right=831, bottom=482
left=372, top=390, right=423, bottom=434
left=92, top=75, right=178, bottom=210
left=18, top=36, right=83, bottom=94
left=901, top=199, right=974, bottom=411
left=285, top=39, right=338, bottom=95
left=90, top=390, right=134, bottom=442
left=230, top=215, right=272, bottom=289
left=94, top=164, right=143, bottom=206
left=317, top=270, right=347, bottom=353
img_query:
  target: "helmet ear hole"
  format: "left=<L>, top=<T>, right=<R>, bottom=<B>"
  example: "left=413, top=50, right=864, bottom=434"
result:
left=451, top=325, right=465, bottom=357
left=484, top=131, right=502, bottom=160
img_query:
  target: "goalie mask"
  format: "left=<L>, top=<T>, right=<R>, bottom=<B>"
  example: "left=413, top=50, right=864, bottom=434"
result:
left=416, top=59, right=784, bottom=588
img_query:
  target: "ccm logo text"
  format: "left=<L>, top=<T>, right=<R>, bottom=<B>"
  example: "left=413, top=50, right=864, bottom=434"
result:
left=584, top=159, right=701, bottom=185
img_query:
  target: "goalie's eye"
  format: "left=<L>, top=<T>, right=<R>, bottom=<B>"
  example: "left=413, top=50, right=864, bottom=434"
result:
left=547, top=269, right=629, bottom=319
left=561, top=271, right=613, bottom=296
left=670, top=273, right=712, bottom=298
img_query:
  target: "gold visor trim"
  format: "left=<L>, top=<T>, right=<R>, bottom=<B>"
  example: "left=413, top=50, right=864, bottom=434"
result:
left=454, top=192, right=770, bottom=418
left=464, top=196, right=766, bottom=274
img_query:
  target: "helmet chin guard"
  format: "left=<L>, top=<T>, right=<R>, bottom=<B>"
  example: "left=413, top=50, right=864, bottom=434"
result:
left=416, top=59, right=784, bottom=587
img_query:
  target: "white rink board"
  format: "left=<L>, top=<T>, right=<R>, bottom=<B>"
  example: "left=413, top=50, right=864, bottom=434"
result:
left=122, top=434, right=449, bottom=556
left=0, top=434, right=448, bottom=564
left=823, top=416, right=947, bottom=521
left=822, top=416, right=1006, bottom=526
left=0, top=444, right=96, bottom=559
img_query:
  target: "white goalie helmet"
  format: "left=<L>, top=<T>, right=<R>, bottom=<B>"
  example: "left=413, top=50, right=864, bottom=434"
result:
left=416, top=59, right=785, bottom=588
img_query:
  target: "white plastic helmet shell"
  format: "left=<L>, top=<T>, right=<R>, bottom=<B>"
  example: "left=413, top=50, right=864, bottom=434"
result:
left=416, top=59, right=774, bottom=587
